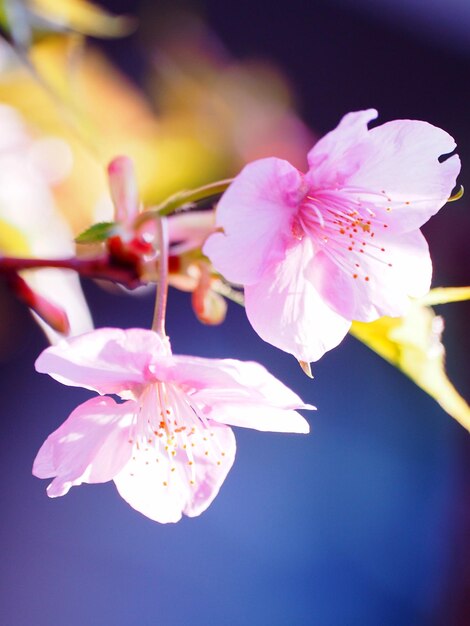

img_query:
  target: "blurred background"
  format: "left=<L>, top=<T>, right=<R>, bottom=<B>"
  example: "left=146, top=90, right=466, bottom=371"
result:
left=0, top=0, right=469, bottom=624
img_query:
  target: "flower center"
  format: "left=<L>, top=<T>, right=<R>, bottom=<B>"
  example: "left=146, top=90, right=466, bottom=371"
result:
left=294, top=187, right=394, bottom=282
left=126, top=382, right=226, bottom=487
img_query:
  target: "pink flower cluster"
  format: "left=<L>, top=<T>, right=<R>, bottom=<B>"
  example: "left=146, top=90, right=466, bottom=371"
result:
left=33, top=109, right=460, bottom=523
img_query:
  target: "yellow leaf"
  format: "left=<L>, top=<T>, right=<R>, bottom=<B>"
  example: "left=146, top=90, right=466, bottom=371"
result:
left=29, top=0, right=134, bottom=38
left=418, top=286, right=470, bottom=306
left=351, top=290, right=470, bottom=431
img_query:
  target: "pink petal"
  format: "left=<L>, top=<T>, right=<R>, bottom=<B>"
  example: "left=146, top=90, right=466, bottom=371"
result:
left=310, top=229, right=431, bottom=321
left=114, top=421, right=236, bottom=523
left=203, top=157, right=304, bottom=285
left=167, top=211, right=215, bottom=255
left=197, top=400, right=310, bottom=433
left=307, top=109, right=378, bottom=186
left=33, top=396, right=135, bottom=497
left=152, top=356, right=313, bottom=432
left=244, top=238, right=351, bottom=362
left=348, top=120, right=460, bottom=232
left=35, top=328, right=167, bottom=395
left=200, top=359, right=311, bottom=408
left=150, top=355, right=256, bottom=390
left=152, top=356, right=308, bottom=407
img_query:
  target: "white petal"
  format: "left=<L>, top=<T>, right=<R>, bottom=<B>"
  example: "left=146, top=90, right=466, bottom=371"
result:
left=114, top=420, right=236, bottom=523
left=33, top=397, right=135, bottom=497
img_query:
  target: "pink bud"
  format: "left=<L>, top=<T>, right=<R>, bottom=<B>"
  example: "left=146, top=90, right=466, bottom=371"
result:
left=107, top=156, right=139, bottom=224
left=191, top=262, right=227, bottom=325
left=8, top=273, right=70, bottom=334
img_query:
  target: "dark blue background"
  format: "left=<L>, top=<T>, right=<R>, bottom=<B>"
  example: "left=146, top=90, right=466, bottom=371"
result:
left=1, top=1, right=469, bottom=624
left=2, top=281, right=468, bottom=625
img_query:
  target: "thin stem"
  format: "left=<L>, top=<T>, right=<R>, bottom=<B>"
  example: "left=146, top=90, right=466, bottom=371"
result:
left=151, top=217, right=169, bottom=338
left=134, top=178, right=233, bottom=228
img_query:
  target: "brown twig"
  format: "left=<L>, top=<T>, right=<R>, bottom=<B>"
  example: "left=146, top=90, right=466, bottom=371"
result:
left=0, top=254, right=143, bottom=289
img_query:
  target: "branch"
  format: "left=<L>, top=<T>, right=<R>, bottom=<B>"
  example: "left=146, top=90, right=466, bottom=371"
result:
left=0, top=254, right=142, bottom=289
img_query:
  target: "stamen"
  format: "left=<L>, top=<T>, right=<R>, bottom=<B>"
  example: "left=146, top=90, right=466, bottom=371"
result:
left=130, top=378, right=228, bottom=490
left=297, top=186, right=394, bottom=282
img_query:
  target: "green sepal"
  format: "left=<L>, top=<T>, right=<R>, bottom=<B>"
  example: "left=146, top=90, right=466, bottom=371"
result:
left=75, top=221, right=117, bottom=243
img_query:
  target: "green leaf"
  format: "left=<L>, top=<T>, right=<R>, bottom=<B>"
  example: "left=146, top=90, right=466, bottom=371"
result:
left=75, top=221, right=117, bottom=243
left=0, top=2, right=10, bottom=32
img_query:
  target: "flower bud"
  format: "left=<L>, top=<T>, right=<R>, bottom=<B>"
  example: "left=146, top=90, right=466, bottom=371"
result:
left=107, top=156, right=139, bottom=225
left=8, top=272, right=70, bottom=334
left=191, top=261, right=227, bottom=325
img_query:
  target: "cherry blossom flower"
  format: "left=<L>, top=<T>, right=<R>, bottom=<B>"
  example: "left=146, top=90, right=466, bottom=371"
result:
left=33, top=328, right=311, bottom=523
left=204, top=109, right=461, bottom=363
